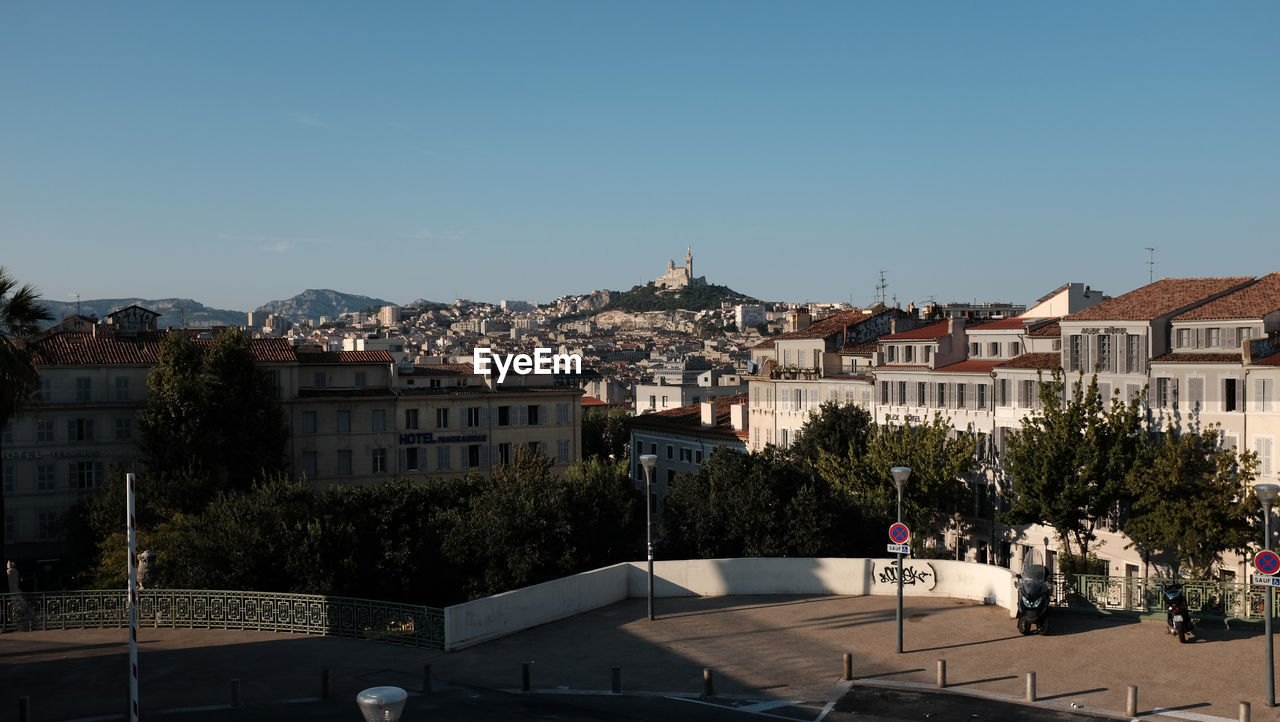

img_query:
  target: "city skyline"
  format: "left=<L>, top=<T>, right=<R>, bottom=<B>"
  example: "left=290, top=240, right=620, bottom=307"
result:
left=3, top=1, right=1276, bottom=310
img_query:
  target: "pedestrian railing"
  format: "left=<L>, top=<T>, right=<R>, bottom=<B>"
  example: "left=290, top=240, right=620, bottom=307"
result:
left=0, top=589, right=445, bottom=649
left=1049, top=573, right=1275, bottom=621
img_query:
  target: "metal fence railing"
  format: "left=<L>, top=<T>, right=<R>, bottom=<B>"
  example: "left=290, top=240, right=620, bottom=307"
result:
left=0, top=589, right=445, bottom=649
left=1050, top=574, right=1274, bottom=621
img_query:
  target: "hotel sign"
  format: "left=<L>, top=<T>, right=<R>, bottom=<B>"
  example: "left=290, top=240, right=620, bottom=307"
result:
left=399, top=433, right=487, bottom=445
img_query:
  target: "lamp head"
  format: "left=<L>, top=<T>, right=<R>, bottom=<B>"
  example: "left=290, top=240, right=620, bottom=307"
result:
left=890, top=466, right=911, bottom=491
left=1256, top=483, right=1280, bottom=508
left=639, top=454, right=657, bottom=474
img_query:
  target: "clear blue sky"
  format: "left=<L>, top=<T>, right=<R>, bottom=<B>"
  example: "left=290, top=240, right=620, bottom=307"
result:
left=2, top=1, right=1276, bottom=311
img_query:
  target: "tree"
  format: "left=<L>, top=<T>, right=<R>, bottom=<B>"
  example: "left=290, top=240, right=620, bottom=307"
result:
left=788, top=401, right=874, bottom=469
left=1002, top=371, right=1145, bottom=563
left=135, top=328, right=288, bottom=512
left=1124, top=425, right=1260, bottom=578
left=0, top=267, right=53, bottom=563
left=581, top=404, right=631, bottom=461
left=818, top=413, right=980, bottom=553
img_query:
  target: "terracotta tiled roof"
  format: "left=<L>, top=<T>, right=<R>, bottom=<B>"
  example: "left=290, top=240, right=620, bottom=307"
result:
left=967, top=318, right=1032, bottom=331
left=630, top=392, right=749, bottom=441
left=403, top=363, right=473, bottom=375
left=752, top=309, right=881, bottom=349
left=34, top=333, right=298, bottom=365
left=881, top=320, right=951, bottom=341
left=1150, top=352, right=1241, bottom=364
left=841, top=340, right=880, bottom=355
left=1173, top=273, right=1280, bottom=321
left=581, top=396, right=607, bottom=406
left=297, top=350, right=395, bottom=364
left=1028, top=321, right=1062, bottom=337
left=933, top=359, right=1004, bottom=374
left=240, top=339, right=305, bottom=363
left=997, top=353, right=1061, bottom=370
left=1063, top=277, right=1254, bottom=322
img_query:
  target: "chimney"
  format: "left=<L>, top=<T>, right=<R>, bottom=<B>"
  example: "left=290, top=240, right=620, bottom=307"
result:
left=700, top=401, right=715, bottom=427
left=788, top=307, right=812, bottom=332
left=730, top=403, right=748, bottom=430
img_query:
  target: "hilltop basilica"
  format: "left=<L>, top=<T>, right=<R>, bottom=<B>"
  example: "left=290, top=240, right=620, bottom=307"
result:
left=655, top=246, right=708, bottom=290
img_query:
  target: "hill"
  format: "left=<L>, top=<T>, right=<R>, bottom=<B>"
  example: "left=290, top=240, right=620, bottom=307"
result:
left=254, top=289, right=394, bottom=323
left=595, top=283, right=757, bottom=314
left=38, top=298, right=247, bottom=328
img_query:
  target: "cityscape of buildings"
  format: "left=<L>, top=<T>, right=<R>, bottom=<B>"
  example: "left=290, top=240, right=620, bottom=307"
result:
left=4, top=252, right=1280, bottom=591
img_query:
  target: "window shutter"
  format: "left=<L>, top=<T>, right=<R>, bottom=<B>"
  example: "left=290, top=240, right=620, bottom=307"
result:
left=479, top=407, right=489, bottom=427
left=517, top=405, right=528, bottom=425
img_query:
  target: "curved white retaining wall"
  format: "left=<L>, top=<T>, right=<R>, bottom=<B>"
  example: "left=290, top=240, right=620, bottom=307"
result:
left=444, top=557, right=1017, bottom=651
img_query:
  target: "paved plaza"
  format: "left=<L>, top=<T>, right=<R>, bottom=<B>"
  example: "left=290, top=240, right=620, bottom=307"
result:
left=1, top=594, right=1274, bottom=721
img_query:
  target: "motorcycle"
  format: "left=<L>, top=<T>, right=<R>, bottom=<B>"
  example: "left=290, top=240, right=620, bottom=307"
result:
left=1163, top=582, right=1194, bottom=643
left=1015, top=558, right=1051, bottom=635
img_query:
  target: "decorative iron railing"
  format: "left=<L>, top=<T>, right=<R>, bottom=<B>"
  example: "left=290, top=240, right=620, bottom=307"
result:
left=0, top=589, right=445, bottom=649
left=1049, top=573, right=1276, bottom=621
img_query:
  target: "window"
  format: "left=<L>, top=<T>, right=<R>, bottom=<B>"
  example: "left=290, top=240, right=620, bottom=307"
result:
left=1257, top=379, right=1274, bottom=413
left=4, top=514, right=13, bottom=543
left=1156, top=378, right=1172, bottom=408
left=38, top=378, right=51, bottom=402
left=1008, top=342, right=1021, bottom=357
left=1207, top=328, right=1221, bottom=348
left=970, top=343, right=980, bottom=357
left=998, top=379, right=1008, bottom=407
left=115, top=377, right=130, bottom=401
left=956, top=384, right=966, bottom=408
left=781, top=428, right=790, bottom=446
left=303, top=452, right=318, bottom=477
left=1020, top=380, right=1034, bottom=409
left=497, top=406, right=511, bottom=426
left=904, top=346, right=914, bottom=363
left=648, top=395, right=656, bottom=410
left=437, top=446, right=451, bottom=471
left=314, top=372, right=326, bottom=388
left=1177, top=328, right=1191, bottom=348
left=73, top=461, right=101, bottom=489
left=1125, top=335, right=1141, bottom=373
left=917, top=382, right=926, bottom=406
left=1225, top=378, right=1239, bottom=412
left=467, top=445, right=482, bottom=468
left=886, top=346, right=896, bottom=363
left=405, top=447, right=420, bottom=471
left=2, top=466, right=12, bottom=493
left=404, top=409, right=419, bottom=430
left=36, top=420, right=54, bottom=442
left=661, top=395, right=669, bottom=408
left=679, top=448, right=693, bottom=462
left=988, top=343, right=999, bottom=357
left=695, top=450, right=703, bottom=464
left=68, top=418, right=93, bottom=442
left=355, top=371, right=367, bottom=388
left=372, top=409, right=386, bottom=432
left=1096, top=335, right=1111, bottom=372
left=301, top=411, right=317, bottom=434
left=467, top=407, right=483, bottom=427
left=649, top=443, right=657, bottom=455
left=527, top=405, right=542, bottom=425
left=38, top=511, right=57, bottom=540
left=372, top=448, right=387, bottom=474
left=897, top=381, right=906, bottom=405
left=880, top=381, right=889, bottom=403
left=1069, top=335, right=1082, bottom=371
left=557, top=439, right=570, bottom=463
left=977, top=384, right=987, bottom=409
left=1257, top=438, right=1274, bottom=477
left=76, top=377, right=92, bottom=402
left=498, top=443, right=512, bottom=466
left=924, top=347, right=932, bottom=363
left=115, top=418, right=133, bottom=440
left=1187, top=378, right=1204, bottom=409
left=337, top=450, right=353, bottom=476
left=37, top=464, right=56, bottom=491
left=666, top=444, right=674, bottom=459
left=337, top=410, right=351, bottom=433
left=1, top=423, right=10, bottom=444
left=436, top=408, right=449, bottom=429
left=557, top=403, right=569, bottom=424
left=937, top=383, right=947, bottom=407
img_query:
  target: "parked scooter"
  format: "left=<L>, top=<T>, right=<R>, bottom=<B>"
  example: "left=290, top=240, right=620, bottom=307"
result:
left=1015, top=558, right=1051, bottom=635
left=1163, top=582, right=1194, bottom=643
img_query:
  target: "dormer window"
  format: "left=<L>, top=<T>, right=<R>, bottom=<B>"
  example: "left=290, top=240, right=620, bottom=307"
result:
left=904, top=346, right=914, bottom=363
left=887, top=346, right=897, bottom=363
left=924, top=347, right=932, bottom=362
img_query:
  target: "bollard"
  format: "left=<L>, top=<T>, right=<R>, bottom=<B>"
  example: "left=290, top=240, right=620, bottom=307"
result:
left=843, top=653, right=852, bottom=681
left=422, top=664, right=432, bottom=695
left=611, top=666, right=622, bottom=694
left=702, top=668, right=715, bottom=697
left=18, top=697, right=30, bottom=722
left=321, top=668, right=331, bottom=699
left=1240, top=701, right=1251, bottom=722
left=1025, top=671, right=1036, bottom=702
left=521, top=662, right=531, bottom=692
left=936, top=659, right=947, bottom=688
left=230, top=678, right=241, bottom=708
left=1126, top=685, right=1138, bottom=717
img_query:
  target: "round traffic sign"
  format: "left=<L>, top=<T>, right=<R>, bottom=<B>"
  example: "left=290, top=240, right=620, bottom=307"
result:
left=1256, top=550, right=1280, bottom=575
left=889, top=523, right=910, bottom=545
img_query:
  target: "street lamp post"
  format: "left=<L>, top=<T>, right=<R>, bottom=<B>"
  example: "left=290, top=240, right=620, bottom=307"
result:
left=891, top=466, right=912, bottom=654
left=1256, top=483, right=1279, bottom=707
left=640, top=454, right=658, bottom=621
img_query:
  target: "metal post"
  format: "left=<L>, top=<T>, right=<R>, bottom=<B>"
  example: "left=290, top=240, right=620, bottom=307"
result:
left=1126, top=685, right=1138, bottom=717
left=17, top=697, right=30, bottom=722
left=896, top=483, right=904, bottom=654
left=1267, top=503, right=1275, bottom=708
left=521, top=662, right=531, bottom=692
left=1025, top=671, right=1036, bottom=702
left=843, top=653, right=852, bottom=681
left=422, top=664, right=432, bottom=695
left=126, top=472, right=139, bottom=722
left=1241, top=700, right=1251, bottom=722
left=321, top=668, right=331, bottom=699
left=230, top=678, right=241, bottom=708
left=936, top=659, right=946, bottom=688
left=611, top=667, right=622, bottom=694
left=646, top=468, right=654, bottom=621
left=702, top=668, right=714, bottom=697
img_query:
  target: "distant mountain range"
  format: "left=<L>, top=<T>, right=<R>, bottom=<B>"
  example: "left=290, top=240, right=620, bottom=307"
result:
left=38, top=289, right=403, bottom=328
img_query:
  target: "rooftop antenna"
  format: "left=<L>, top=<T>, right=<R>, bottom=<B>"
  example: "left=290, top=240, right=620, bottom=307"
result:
left=70, top=293, right=80, bottom=316
left=1144, top=247, right=1157, bottom=283
left=875, top=270, right=888, bottom=305
left=175, top=303, right=186, bottom=329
